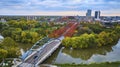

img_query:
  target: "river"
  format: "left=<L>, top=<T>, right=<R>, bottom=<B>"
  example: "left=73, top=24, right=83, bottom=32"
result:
left=20, top=40, right=120, bottom=64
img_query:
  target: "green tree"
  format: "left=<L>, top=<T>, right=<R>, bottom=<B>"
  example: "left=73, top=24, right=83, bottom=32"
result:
left=62, top=37, right=72, bottom=47
left=0, top=37, right=20, bottom=58
left=0, top=49, right=8, bottom=59
left=62, top=33, right=97, bottom=48
left=7, top=47, right=20, bottom=58
left=2, top=37, right=17, bottom=47
left=97, top=31, right=113, bottom=46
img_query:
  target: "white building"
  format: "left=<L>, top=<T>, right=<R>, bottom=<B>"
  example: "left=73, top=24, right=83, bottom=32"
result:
left=0, top=18, right=6, bottom=23
left=0, top=35, right=4, bottom=42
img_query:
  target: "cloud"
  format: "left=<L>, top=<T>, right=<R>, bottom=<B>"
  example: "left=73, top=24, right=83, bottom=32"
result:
left=0, top=0, right=119, bottom=15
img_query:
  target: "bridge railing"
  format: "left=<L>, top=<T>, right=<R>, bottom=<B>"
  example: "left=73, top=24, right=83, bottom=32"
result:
left=21, top=37, right=51, bottom=61
left=34, top=40, right=55, bottom=62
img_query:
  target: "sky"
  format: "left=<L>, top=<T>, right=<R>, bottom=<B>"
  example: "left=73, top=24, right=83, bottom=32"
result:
left=0, top=0, right=120, bottom=16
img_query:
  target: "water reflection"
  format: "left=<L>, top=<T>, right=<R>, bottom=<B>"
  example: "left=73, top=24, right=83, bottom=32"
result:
left=44, top=40, right=120, bottom=64
left=86, top=40, right=120, bottom=63
left=43, top=47, right=61, bottom=64
left=18, top=40, right=120, bottom=64
left=62, top=45, right=112, bottom=60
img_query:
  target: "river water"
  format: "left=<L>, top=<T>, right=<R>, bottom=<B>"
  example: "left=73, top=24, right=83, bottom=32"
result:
left=20, top=40, right=120, bottom=64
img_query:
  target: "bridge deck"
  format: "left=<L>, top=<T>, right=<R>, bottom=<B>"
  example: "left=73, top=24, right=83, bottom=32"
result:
left=19, top=40, right=61, bottom=67
left=25, top=40, right=59, bottom=63
left=18, top=23, right=77, bottom=67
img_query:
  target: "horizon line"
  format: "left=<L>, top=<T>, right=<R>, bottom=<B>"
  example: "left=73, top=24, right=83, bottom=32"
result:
left=0, top=14, right=120, bottom=17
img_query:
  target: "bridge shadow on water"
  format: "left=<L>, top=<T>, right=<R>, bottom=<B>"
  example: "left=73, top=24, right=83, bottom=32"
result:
left=41, top=46, right=62, bottom=64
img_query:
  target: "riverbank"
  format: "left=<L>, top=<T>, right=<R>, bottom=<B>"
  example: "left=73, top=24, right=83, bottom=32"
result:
left=56, top=62, right=120, bottom=67
left=62, top=23, right=120, bottom=49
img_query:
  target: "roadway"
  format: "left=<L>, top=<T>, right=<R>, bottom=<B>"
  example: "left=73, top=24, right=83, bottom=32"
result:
left=18, top=23, right=77, bottom=67
left=24, top=40, right=60, bottom=64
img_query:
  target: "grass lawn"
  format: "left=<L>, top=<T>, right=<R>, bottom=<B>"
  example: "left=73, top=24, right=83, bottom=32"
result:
left=56, top=62, right=120, bottom=67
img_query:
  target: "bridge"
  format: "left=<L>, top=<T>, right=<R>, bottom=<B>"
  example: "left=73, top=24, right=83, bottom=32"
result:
left=18, top=22, right=78, bottom=67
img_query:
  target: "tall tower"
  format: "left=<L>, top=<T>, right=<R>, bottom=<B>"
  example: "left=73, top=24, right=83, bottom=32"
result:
left=95, top=11, right=100, bottom=20
left=86, top=9, right=92, bottom=17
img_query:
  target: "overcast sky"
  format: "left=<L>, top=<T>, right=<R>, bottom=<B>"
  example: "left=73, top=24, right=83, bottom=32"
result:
left=0, top=0, right=120, bottom=16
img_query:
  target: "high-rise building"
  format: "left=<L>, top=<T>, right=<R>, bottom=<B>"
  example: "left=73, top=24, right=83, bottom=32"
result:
left=86, top=9, right=92, bottom=17
left=95, top=11, right=100, bottom=20
left=27, top=16, right=36, bottom=20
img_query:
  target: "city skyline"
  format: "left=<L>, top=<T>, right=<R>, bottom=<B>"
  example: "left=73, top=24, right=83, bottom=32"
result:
left=0, top=0, right=120, bottom=16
